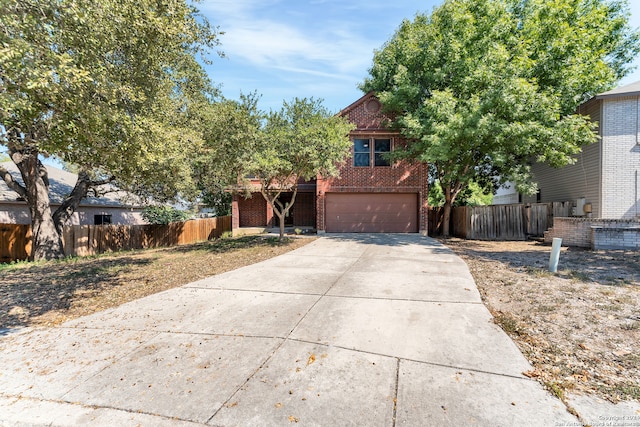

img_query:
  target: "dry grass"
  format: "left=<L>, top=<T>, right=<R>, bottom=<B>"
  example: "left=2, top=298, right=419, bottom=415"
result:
left=443, top=238, right=640, bottom=403
left=0, top=235, right=314, bottom=329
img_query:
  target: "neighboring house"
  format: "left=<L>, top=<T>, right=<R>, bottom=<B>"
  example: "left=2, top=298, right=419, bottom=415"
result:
left=0, top=162, right=146, bottom=225
left=498, top=80, right=640, bottom=219
left=231, top=92, right=429, bottom=234
left=492, top=182, right=520, bottom=205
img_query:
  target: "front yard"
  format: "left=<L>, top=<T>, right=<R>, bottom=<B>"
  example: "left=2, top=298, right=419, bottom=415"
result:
left=444, top=238, right=640, bottom=403
left=0, top=236, right=313, bottom=329
left=1, top=234, right=638, bottom=405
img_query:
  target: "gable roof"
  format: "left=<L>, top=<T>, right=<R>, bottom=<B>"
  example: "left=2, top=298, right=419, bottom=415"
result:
left=338, top=91, right=379, bottom=116
left=337, top=91, right=398, bottom=133
left=0, top=162, right=142, bottom=207
left=596, top=80, right=640, bottom=100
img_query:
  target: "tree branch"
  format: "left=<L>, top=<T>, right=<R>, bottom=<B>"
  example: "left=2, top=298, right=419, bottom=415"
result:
left=0, top=163, right=28, bottom=199
left=53, top=171, right=115, bottom=232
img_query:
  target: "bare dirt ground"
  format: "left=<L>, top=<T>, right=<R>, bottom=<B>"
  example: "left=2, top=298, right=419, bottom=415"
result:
left=443, top=238, right=640, bottom=404
left=0, top=235, right=313, bottom=330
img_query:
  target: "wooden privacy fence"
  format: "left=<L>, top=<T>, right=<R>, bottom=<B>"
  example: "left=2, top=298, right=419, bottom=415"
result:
left=0, top=224, right=32, bottom=263
left=429, top=202, right=572, bottom=240
left=0, top=216, right=232, bottom=262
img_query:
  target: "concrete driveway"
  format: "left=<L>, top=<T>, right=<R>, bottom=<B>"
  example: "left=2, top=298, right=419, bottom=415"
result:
left=0, top=234, right=578, bottom=426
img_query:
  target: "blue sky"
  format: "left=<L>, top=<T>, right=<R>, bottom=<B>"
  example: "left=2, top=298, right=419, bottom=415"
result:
left=198, top=0, right=640, bottom=113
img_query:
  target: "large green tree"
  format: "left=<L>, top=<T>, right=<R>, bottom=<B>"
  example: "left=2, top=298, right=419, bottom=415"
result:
left=0, top=0, right=219, bottom=259
left=362, top=0, right=640, bottom=236
left=247, top=98, right=354, bottom=240
left=194, top=93, right=264, bottom=216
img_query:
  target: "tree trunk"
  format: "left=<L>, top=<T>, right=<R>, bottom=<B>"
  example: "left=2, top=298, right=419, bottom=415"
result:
left=31, top=202, right=65, bottom=261
left=442, top=199, right=452, bottom=238
left=4, top=143, right=117, bottom=260
left=13, top=152, right=65, bottom=260
left=278, top=212, right=285, bottom=241
left=258, top=182, right=299, bottom=242
left=441, top=183, right=461, bottom=238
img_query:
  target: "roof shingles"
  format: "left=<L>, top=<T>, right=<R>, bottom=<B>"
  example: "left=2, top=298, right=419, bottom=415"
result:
left=0, top=162, right=139, bottom=207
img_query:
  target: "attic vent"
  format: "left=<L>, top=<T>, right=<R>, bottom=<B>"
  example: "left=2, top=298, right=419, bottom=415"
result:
left=365, top=99, right=381, bottom=113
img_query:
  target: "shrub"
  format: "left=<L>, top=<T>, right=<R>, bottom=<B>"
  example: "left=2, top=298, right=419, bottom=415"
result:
left=142, top=206, right=191, bottom=225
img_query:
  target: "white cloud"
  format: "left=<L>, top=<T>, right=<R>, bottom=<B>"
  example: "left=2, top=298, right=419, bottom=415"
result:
left=198, top=1, right=377, bottom=79
left=227, top=23, right=371, bottom=71
left=197, top=0, right=432, bottom=111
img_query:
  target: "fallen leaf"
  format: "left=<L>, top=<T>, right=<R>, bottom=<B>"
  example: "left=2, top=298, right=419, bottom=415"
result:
left=523, top=370, right=541, bottom=378
left=275, top=403, right=283, bottom=409
left=307, top=354, right=316, bottom=366
left=288, top=415, right=299, bottom=423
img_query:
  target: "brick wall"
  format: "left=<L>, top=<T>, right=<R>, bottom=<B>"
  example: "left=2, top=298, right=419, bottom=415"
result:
left=544, top=218, right=594, bottom=247
left=341, top=92, right=396, bottom=130
left=545, top=217, right=640, bottom=250
left=592, top=227, right=640, bottom=250
left=317, top=93, right=429, bottom=232
left=293, top=192, right=315, bottom=227
left=236, top=194, right=268, bottom=227
left=601, top=96, right=640, bottom=219
left=234, top=191, right=315, bottom=229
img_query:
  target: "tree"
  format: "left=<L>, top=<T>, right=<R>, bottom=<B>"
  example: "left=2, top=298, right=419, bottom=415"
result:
left=142, top=206, right=191, bottom=225
left=247, top=98, right=354, bottom=240
left=0, top=0, right=219, bottom=260
left=199, top=189, right=232, bottom=216
left=362, top=0, right=640, bottom=236
left=194, top=93, right=264, bottom=217
left=429, top=180, right=493, bottom=207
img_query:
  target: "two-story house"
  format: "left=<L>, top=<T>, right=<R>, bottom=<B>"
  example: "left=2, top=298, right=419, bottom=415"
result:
left=499, top=80, right=640, bottom=220
left=231, top=92, right=429, bottom=234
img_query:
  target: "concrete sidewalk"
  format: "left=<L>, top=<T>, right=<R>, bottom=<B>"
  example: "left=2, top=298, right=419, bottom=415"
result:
left=0, top=234, right=578, bottom=426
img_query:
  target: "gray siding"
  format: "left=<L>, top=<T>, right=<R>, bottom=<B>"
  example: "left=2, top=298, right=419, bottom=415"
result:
left=0, top=203, right=145, bottom=225
left=528, top=99, right=602, bottom=216
left=600, top=96, right=640, bottom=219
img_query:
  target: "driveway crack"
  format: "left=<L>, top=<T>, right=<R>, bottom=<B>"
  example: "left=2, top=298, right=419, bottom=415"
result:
left=392, top=358, right=400, bottom=427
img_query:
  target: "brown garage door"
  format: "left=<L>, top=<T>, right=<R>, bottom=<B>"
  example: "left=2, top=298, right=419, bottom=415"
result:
left=325, top=193, right=418, bottom=233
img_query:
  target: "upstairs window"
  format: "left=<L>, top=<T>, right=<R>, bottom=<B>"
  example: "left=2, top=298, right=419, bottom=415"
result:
left=353, top=139, right=371, bottom=167
left=374, top=139, right=391, bottom=166
left=353, top=138, right=392, bottom=167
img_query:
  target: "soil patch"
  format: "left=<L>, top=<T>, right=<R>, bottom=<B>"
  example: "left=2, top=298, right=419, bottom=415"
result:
left=1, top=235, right=313, bottom=329
left=443, top=238, right=640, bottom=403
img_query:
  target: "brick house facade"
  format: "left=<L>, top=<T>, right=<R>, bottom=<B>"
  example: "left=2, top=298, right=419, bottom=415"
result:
left=232, top=92, right=429, bottom=234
